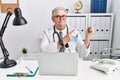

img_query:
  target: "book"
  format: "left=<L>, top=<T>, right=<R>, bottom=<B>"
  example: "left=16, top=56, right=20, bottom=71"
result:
left=90, top=0, right=95, bottom=13
left=90, top=0, right=107, bottom=13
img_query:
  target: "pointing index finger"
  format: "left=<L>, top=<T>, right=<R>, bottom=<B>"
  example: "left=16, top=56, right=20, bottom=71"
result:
left=69, top=29, right=75, bottom=34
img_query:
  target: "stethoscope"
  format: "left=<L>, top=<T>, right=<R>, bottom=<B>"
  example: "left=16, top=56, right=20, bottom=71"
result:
left=53, top=25, right=69, bottom=48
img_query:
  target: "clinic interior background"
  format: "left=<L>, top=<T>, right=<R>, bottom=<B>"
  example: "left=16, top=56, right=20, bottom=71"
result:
left=0, top=0, right=120, bottom=59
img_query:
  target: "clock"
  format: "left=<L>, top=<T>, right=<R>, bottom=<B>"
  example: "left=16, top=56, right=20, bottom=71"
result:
left=74, top=1, right=83, bottom=14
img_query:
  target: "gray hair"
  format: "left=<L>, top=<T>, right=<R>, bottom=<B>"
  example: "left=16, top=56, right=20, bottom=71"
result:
left=52, top=7, right=67, bottom=16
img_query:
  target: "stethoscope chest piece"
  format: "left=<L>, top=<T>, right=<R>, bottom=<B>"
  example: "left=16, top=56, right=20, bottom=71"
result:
left=52, top=25, right=69, bottom=48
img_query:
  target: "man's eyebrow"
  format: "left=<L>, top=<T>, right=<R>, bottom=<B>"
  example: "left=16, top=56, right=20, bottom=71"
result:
left=55, top=15, right=66, bottom=16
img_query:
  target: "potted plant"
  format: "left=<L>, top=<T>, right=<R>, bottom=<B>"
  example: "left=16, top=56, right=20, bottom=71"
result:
left=22, top=48, right=28, bottom=56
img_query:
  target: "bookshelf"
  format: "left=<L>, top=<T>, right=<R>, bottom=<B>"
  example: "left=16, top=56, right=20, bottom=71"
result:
left=67, top=13, right=114, bottom=60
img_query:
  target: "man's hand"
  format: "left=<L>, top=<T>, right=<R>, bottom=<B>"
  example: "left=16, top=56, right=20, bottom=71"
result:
left=85, top=26, right=95, bottom=48
left=86, top=26, right=95, bottom=37
left=62, top=29, right=75, bottom=44
left=57, top=29, right=75, bottom=49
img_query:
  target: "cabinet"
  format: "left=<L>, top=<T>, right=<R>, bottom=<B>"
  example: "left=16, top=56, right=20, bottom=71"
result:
left=67, top=13, right=114, bottom=60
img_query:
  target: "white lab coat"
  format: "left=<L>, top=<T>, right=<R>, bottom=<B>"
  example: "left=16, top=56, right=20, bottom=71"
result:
left=40, top=26, right=90, bottom=58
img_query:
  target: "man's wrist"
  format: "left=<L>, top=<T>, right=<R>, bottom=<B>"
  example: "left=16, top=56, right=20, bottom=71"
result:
left=58, top=41, right=64, bottom=46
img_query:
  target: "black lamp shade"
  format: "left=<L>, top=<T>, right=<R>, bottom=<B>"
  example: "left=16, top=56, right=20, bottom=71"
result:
left=13, top=8, right=27, bottom=26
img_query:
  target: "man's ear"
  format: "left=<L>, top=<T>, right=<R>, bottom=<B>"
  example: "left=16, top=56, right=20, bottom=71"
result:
left=52, top=16, right=55, bottom=22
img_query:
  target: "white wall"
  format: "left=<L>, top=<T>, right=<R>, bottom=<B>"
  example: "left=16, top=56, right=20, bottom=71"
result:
left=0, top=0, right=113, bottom=59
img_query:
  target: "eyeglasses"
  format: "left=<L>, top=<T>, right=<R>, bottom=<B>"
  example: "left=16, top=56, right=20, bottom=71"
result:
left=53, top=15, right=67, bottom=19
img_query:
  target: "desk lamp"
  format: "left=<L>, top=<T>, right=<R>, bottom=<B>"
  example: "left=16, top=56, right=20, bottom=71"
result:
left=0, top=8, right=27, bottom=68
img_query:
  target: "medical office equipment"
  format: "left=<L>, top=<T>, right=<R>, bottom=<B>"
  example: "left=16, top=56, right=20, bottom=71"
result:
left=99, top=48, right=120, bottom=59
left=38, top=52, right=78, bottom=76
left=53, top=25, right=69, bottom=52
left=90, top=58, right=120, bottom=75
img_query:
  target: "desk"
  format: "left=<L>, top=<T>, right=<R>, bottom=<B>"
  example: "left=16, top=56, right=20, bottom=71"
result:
left=0, top=58, right=120, bottom=80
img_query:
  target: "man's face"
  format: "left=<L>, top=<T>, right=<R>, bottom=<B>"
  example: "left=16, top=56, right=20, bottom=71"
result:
left=52, top=10, right=67, bottom=30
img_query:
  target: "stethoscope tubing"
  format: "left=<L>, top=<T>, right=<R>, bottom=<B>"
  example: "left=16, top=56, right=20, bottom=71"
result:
left=53, top=25, right=68, bottom=42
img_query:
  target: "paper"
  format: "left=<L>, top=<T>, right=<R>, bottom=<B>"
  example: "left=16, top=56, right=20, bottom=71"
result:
left=7, top=59, right=38, bottom=77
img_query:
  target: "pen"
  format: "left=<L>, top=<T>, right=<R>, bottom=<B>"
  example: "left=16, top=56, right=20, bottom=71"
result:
left=25, top=66, right=33, bottom=74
